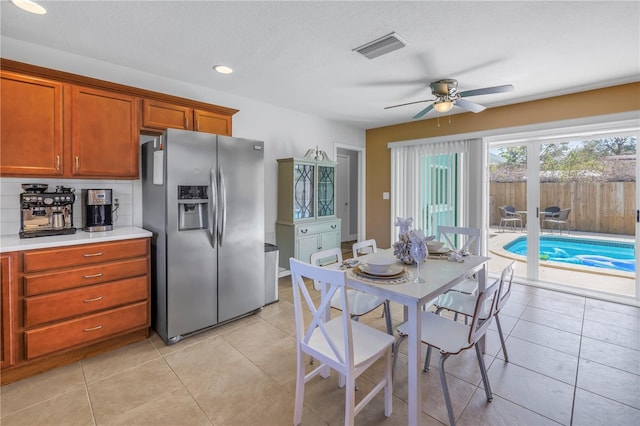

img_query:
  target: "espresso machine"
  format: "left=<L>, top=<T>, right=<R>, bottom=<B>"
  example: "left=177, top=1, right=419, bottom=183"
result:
left=82, top=189, right=114, bottom=232
left=19, top=184, right=77, bottom=238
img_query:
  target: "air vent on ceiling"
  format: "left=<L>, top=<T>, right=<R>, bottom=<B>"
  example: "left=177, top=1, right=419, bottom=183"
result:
left=353, top=32, right=406, bottom=59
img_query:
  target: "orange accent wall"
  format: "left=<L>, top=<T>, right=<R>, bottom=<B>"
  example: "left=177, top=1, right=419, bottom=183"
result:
left=366, top=82, right=640, bottom=248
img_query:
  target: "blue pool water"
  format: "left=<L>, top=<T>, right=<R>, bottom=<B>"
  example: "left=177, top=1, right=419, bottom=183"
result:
left=504, top=236, right=636, bottom=272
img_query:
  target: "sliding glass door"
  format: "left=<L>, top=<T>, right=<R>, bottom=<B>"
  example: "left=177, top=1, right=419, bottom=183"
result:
left=489, top=130, right=638, bottom=301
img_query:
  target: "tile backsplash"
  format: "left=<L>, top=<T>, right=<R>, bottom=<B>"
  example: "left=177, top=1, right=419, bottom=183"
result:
left=0, top=177, right=136, bottom=236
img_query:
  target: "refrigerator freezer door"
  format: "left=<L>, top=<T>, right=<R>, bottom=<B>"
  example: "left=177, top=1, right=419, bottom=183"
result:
left=217, top=136, right=265, bottom=322
left=165, top=129, right=219, bottom=338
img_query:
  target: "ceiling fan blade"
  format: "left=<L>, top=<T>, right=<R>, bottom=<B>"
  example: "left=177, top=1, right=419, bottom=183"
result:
left=455, top=98, right=487, bottom=113
left=384, top=99, right=433, bottom=110
left=413, top=104, right=434, bottom=119
left=458, top=84, right=514, bottom=98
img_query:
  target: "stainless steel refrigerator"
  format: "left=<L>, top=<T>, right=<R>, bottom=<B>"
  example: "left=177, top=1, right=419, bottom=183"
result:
left=142, top=129, right=265, bottom=345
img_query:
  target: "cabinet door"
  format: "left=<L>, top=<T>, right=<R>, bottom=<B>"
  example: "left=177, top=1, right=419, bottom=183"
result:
left=294, top=163, right=315, bottom=219
left=0, top=72, right=64, bottom=176
left=297, top=234, right=319, bottom=263
left=1, top=253, right=17, bottom=368
left=142, top=99, right=192, bottom=130
left=71, top=86, right=139, bottom=178
left=194, top=109, right=231, bottom=135
left=320, top=230, right=340, bottom=252
left=317, top=165, right=335, bottom=217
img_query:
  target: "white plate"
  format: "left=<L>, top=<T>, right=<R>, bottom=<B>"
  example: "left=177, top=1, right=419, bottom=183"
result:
left=360, top=263, right=404, bottom=276
left=432, top=247, right=451, bottom=254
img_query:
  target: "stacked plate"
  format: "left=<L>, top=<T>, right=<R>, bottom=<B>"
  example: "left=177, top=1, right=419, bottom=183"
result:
left=357, top=255, right=405, bottom=278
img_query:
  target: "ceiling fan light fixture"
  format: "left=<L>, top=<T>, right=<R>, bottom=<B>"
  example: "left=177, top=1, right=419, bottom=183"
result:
left=434, top=100, right=454, bottom=113
left=10, top=0, right=46, bottom=14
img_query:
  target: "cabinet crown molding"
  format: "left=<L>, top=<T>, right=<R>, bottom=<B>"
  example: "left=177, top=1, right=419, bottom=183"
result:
left=1, top=58, right=238, bottom=117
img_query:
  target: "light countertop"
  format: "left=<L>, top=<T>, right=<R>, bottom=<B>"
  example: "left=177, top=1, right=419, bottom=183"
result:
left=0, top=226, right=152, bottom=252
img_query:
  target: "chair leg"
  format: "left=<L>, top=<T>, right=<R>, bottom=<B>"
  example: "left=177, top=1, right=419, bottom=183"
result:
left=384, top=348, right=393, bottom=417
left=293, top=350, right=305, bottom=425
left=345, top=374, right=356, bottom=426
left=474, top=344, right=493, bottom=402
left=495, top=315, right=509, bottom=362
left=392, top=334, right=406, bottom=378
left=438, top=353, right=456, bottom=426
left=423, top=345, right=433, bottom=372
left=383, top=301, right=393, bottom=335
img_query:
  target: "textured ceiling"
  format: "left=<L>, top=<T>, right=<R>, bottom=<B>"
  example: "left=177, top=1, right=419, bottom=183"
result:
left=1, top=1, right=639, bottom=129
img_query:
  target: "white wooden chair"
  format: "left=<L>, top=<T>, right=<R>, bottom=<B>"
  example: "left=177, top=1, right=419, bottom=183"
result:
left=432, top=261, right=516, bottom=361
left=395, top=277, right=501, bottom=426
left=352, top=239, right=377, bottom=258
left=290, top=258, right=394, bottom=426
left=437, top=225, right=481, bottom=295
left=310, top=248, right=393, bottom=335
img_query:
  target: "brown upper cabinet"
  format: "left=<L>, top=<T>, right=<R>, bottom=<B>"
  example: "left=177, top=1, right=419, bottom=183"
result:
left=142, top=99, right=232, bottom=135
left=0, top=71, right=139, bottom=179
left=1, top=72, right=64, bottom=176
left=71, top=86, right=139, bottom=178
left=0, top=59, right=238, bottom=179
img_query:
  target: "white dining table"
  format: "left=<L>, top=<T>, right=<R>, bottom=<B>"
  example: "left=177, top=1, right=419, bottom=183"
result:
left=341, top=248, right=490, bottom=425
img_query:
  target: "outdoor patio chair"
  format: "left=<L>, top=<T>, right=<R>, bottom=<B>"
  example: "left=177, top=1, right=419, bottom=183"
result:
left=543, top=207, right=571, bottom=235
left=498, top=205, right=523, bottom=232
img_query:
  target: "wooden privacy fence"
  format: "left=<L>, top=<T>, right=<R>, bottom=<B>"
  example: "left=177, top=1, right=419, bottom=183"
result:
left=490, top=182, right=636, bottom=235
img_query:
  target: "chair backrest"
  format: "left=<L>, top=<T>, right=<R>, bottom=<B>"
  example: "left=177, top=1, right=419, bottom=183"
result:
left=309, top=248, right=343, bottom=290
left=352, top=239, right=377, bottom=258
left=556, top=208, right=571, bottom=221
left=468, top=277, right=501, bottom=345
left=503, top=205, right=517, bottom=214
left=498, top=206, right=509, bottom=219
left=437, top=225, right=481, bottom=255
left=495, top=261, right=516, bottom=314
left=544, top=206, right=561, bottom=215
left=289, top=258, right=353, bottom=366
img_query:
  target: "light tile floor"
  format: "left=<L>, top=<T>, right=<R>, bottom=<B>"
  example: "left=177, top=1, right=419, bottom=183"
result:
left=1, top=278, right=639, bottom=425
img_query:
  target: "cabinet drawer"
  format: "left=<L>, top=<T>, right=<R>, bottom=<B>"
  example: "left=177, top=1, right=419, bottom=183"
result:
left=24, top=257, right=148, bottom=296
left=296, top=221, right=339, bottom=236
left=23, top=239, right=148, bottom=272
left=24, top=301, right=148, bottom=359
left=24, top=276, right=148, bottom=328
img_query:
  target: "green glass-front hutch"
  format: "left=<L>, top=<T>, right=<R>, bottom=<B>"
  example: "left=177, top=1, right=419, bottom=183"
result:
left=276, top=149, right=341, bottom=269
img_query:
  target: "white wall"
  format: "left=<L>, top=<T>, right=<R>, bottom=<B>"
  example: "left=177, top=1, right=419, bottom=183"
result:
left=0, top=38, right=365, bottom=242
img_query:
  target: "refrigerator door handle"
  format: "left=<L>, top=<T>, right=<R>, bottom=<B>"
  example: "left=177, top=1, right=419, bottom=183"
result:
left=218, top=166, right=227, bottom=247
left=209, top=166, right=217, bottom=248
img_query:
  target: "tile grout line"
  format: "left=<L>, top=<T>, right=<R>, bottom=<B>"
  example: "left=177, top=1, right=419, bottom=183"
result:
left=569, top=296, right=587, bottom=426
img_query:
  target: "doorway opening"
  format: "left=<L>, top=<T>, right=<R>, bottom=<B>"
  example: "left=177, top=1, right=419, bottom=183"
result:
left=335, top=145, right=365, bottom=244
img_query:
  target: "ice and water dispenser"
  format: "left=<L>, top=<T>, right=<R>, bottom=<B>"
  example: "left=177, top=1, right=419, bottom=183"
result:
left=178, top=185, right=209, bottom=230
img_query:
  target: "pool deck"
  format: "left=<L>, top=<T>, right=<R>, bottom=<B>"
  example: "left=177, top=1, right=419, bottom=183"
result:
left=488, top=228, right=636, bottom=299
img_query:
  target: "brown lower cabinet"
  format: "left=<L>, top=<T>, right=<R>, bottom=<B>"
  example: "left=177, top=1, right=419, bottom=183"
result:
left=0, top=238, right=151, bottom=385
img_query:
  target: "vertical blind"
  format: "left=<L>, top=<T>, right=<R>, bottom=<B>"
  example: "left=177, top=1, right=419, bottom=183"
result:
left=390, top=139, right=472, bottom=241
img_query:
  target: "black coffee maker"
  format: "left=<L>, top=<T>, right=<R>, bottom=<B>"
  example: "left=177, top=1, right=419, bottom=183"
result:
left=82, top=189, right=113, bottom=232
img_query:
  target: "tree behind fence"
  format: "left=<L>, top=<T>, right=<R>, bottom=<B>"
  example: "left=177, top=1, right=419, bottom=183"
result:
left=490, top=182, right=635, bottom=235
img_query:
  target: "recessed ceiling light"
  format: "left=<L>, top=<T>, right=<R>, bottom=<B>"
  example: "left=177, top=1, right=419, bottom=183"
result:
left=213, top=65, right=233, bottom=74
left=11, top=0, right=47, bottom=15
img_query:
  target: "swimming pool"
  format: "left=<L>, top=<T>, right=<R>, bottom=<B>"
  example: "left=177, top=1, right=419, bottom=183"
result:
left=503, top=236, right=636, bottom=272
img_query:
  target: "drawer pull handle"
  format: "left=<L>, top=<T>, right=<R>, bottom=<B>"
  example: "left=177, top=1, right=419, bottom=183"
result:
left=83, top=296, right=104, bottom=303
left=83, top=252, right=103, bottom=257
left=331, top=225, right=337, bottom=229
left=300, top=229, right=308, bottom=234
left=83, top=273, right=103, bottom=279
left=83, top=325, right=104, bottom=332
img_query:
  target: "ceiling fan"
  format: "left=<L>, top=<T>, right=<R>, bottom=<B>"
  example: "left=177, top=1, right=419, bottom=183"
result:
left=385, top=79, right=514, bottom=119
